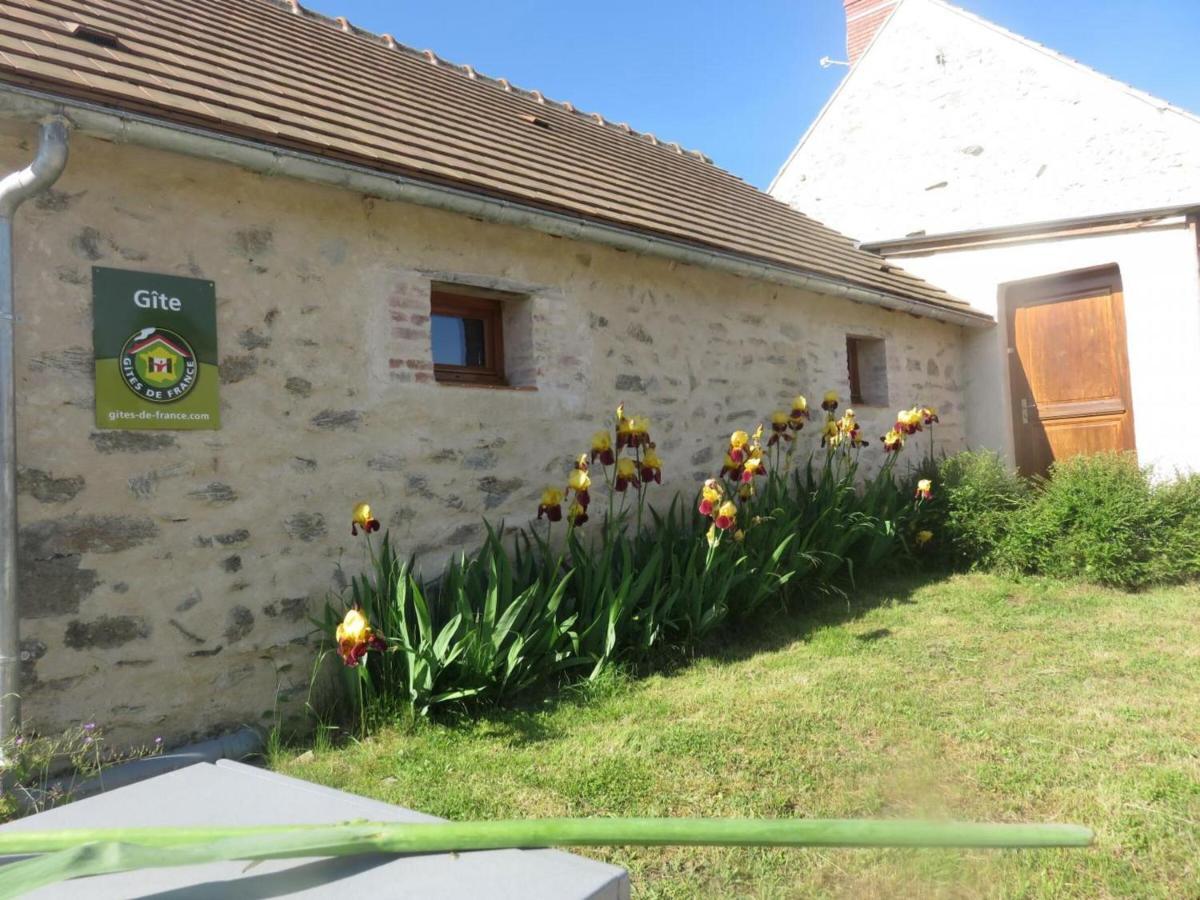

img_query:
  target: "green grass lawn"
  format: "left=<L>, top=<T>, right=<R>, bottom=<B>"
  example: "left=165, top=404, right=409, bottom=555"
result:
left=274, top=574, right=1200, bottom=898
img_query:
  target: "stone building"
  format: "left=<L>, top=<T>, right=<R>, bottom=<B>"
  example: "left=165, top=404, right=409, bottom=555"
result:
left=773, top=0, right=1200, bottom=476
left=0, top=0, right=985, bottom=743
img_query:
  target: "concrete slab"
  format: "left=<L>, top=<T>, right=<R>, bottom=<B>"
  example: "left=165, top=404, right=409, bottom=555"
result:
left=0, top=760, right=630, bottom=898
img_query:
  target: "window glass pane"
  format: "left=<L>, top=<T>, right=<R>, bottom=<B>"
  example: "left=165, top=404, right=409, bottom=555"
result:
left=432, top=314, right=487, bottom=367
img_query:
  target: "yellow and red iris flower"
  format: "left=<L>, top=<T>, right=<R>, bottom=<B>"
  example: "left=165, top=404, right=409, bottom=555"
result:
left=895, top=407, right=923, bottom=436
left=921, top=406, right=940, bottom=426
left=882, top=428, right=905, bottom=453
left=789, top=395, right=810, bottom=430
left=915, top=478, right=933, bottom=501
left=639, top=447, right=663, bottom=484
left=617, top=413, right=651, bottom=450
left=351, top=502, right=381, bottom=536
left=720, top=453, right=740, bottom=479
left=568, top=467, right=592, bottom=508
left=335, top=607, right=386, bottom=668
left=537, top=486, right=565, bottom=521
left=821, top=391, right=839, bottom=413
left=728, top=430, right=750, bottom=464
left=839, top=410, right=869, bottom=449
left=590, top=430, right=615, bottom=466
left=698, top=479, right=724, bottom=516
left=714, top=500, right=738, bottom=531
left=768, top=410, right=792, bottom=446
left=614, top=458, right=640, bottom=492
left=820, top=416, right=841, bottom=448
left=567, top=501, right=589, bottom=527
left=740, top=455, right=765, bottom=483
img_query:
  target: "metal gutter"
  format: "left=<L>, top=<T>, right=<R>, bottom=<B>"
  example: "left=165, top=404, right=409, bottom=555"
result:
left=863, top=203, right=1200, bottom=256
left=0, top=84, right=991, bottom=328
left=0, top=116, right=69, bottom=761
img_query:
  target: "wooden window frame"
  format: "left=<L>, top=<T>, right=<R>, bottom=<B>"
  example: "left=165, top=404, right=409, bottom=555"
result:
left=430, top=289, right=507, bottom=386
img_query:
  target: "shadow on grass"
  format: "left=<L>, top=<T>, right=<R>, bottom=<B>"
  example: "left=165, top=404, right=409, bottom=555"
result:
left=273, top=570, right=954, bottom=756
left=415, top=570, right=951, bottom=749
left=674, top=569, right=939, bottom=670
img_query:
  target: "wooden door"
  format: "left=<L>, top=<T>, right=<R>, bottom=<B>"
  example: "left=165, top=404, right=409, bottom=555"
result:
left=1006, top=267, right=1135, bottom=477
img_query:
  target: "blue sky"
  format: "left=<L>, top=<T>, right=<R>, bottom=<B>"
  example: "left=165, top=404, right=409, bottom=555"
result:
left=302, top=0, right=1200, bottom=189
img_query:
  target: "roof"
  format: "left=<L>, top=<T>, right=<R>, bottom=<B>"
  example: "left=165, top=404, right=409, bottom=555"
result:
left=0, top=0, right=981, bottom=320
left=863, top=203, right=1200, bottom=256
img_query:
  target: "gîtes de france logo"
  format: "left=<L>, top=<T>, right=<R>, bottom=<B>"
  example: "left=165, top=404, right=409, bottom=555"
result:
left=119, top=326, right=198, bottom=403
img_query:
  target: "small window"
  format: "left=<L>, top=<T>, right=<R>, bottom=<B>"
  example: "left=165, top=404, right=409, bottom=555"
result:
left=431, top=288, right=506, bottom=385
left=846, top=336, right=888, bottom=406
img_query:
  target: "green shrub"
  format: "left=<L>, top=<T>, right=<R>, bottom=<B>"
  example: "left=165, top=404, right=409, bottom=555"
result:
left=1147, top=473, right=1200, bottom=583
left=1000, top=452, right=1158, bottom=588
left=935, top=450, right=1030, bottom=568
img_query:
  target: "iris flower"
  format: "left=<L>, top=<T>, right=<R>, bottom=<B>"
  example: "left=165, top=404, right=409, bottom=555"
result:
left=768, top=411, right=792, bottom=446
left=614, top=458, right=640, bottom=492
left=640, top=447, right=663, bottom=484
left=568, top=467, right=592, bottom=507
left=567, top=502, right=589, bottom=527
left=915, top=479, right=933, bottom=501
left=698, top=479, right=723, bottom=516
left=720, top=453, right=739, bottom=479
left=538, top=487, right=564, bottom=521
left=895, top=407, right=923, bottom=435
left=728, top=430, right=750, bottom=464
left=351, top=502, right=380, bottom=536
left=821, top=417, right=841, bottom=448
left=821, top=391, right=839, bottom=412
left=335, top=607, right=386, bottom=667
left=618, top=414, right=651, bottom=450
left=590, top=430, right=615, bottom=466
left=741, top=456, right=764, bottom=483
left=882, top=429, right=904, bottom=453
left=789, top=395, right=810, bottom=429
left=714, top=500, right=737, bottom=531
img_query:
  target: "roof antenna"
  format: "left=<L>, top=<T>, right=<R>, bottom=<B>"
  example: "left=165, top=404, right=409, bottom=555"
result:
left=819, top=56, right=850, bottom=68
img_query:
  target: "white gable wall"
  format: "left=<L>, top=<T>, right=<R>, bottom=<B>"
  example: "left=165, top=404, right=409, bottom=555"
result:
left=771, top=0, right=1200, bottom=473
left=771, top=0, right=1200, bottom=242
left=894, top=222, right=1200, bottom=475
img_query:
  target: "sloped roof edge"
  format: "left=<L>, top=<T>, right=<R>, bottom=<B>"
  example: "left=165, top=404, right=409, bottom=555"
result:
left=767, top=0, right=907, bottom=193
left=932, top=0, right=1200, bottom=126
left=0, top=84, right=994, bottom=328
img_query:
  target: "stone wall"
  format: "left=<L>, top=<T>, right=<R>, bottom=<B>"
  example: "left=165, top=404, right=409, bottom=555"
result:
left=5, top=122, right=967, bottom=745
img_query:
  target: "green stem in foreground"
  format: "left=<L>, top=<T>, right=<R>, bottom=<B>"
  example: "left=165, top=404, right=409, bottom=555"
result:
left=0, top=818, right=1094, bottom=897
left=0, top=818, right=1095, bottom=857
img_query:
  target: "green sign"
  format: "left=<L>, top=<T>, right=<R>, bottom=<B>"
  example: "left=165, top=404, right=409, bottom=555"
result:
left=93, top=267, right=220, bottom=430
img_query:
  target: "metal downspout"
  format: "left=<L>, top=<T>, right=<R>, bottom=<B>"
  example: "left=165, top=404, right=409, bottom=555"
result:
left=0, top=117, right=70, bottom=760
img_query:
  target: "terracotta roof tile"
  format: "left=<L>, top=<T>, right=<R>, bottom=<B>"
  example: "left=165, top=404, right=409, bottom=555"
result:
left=0, top=0, right=983, bottom=317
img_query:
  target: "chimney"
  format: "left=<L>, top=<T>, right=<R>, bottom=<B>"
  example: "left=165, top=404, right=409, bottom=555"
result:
left=844, top=0, right=900, bottom=65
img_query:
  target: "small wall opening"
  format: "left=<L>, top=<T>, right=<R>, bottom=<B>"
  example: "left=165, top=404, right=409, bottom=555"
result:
left=846, top=335, right=888, bottom=406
